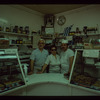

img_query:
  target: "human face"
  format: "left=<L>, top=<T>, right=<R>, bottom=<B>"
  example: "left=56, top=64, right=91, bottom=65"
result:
left=38, top=40, right=45, bottom=50
left=51, top=47, right=57, bottom=55
left=61, top=43, right=68, bottom=51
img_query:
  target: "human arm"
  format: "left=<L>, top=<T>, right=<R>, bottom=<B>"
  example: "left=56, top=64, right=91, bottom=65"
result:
left=68, top=56, right=74, bottom=74
left=63, top=49, right=74, bottom=78
left=64, top=56, right=74, bottom=77
left=28, top=60, right=34, bottom=75
left=28, top=50, right=36, bottom=75
left=37, top=64, right=48, bottom=74
left=37, top=54, right=50, bottom=74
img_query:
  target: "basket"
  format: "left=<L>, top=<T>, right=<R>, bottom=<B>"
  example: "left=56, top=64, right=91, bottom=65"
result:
left=0, top=40, right=9, bottom=49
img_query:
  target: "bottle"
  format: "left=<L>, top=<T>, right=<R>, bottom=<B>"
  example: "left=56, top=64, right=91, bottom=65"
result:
left=0, top=26, right=1, bottom=31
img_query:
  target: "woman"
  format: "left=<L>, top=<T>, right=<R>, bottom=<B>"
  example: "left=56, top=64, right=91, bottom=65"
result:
left=37, top=45, right=61, bottom=73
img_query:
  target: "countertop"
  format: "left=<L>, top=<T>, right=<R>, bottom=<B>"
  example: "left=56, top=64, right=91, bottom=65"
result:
left=26, top=73, right=69, bottom=86
left=26, top=73, right=100, bottom=95
left=1, top=73, right=100, bottom=96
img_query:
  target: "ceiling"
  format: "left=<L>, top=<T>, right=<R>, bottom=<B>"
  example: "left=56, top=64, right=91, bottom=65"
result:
left=22, top=4, right=89, bottom=15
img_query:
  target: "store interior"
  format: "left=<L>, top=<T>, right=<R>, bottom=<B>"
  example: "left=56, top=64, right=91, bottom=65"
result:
left=0, top=4, right=100, bottom=96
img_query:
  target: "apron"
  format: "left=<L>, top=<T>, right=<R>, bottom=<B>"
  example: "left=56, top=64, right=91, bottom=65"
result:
left=49, top=65, right=61, bottom=73
left=60, top=53, right=69, bottom=74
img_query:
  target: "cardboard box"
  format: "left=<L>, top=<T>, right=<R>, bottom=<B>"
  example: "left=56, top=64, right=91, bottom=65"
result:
left=84, top=43, right=93, bottom=49
left=0, top=40, right=9, bottom=49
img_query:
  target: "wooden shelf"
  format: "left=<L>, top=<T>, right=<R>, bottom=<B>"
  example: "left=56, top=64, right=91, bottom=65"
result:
left=10, top=44, right=33, bottom=46
left=74, top=33, right=100, bottom=36
left=0, top=31, right=33, bottom=48
left=56, top=37, right=65, bottom=39
left=42, top=37, right=52, bottom=39
left=0, top=31, right=33, bottom=37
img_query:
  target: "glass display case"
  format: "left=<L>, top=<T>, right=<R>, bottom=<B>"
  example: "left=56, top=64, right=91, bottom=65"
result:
left=69, top=49, right=100, bottom=91
left=0, top=49, right=26, bottom=95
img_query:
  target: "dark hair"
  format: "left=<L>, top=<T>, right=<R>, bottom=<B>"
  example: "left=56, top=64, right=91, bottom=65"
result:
left=50, top=45, right=57, bottom=51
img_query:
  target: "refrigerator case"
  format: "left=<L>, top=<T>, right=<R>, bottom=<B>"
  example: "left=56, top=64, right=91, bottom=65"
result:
left=0, top=49, right=26, bottom=95
left=69, top=49, right=100, bottom=91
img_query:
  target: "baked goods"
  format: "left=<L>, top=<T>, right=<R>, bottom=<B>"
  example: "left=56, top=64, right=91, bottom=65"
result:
left=72, top=74, right=96, bottom=87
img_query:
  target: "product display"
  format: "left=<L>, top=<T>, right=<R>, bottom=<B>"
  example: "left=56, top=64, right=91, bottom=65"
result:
left=70, top=49, right=100, bottom=91
left=0, top=49, right=26, bottom=95
left=71, top=74, right=96, bottom=88
left=91, top=80, right=100, bottom=90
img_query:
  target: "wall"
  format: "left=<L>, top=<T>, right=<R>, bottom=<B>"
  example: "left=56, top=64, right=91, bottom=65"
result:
left=0, top=5, right=44, bottom=33
left=1, top=5, right=100, bottom=36
left=54, top=5, right=100, bottom=79
left=54, top=4, right=100, bottom=33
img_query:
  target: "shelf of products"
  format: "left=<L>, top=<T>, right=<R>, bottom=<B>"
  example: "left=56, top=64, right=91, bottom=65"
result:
left=0, top=31, right=33, bottom=49
left=0, top=31, right=32, bottom=37
left=69, top=49, right=100, bottom=92
left=0, top=49, right=26, bottom=95
left=74, top=33, right=100, bottom=36
left=10, top=44, right=33, bottom=46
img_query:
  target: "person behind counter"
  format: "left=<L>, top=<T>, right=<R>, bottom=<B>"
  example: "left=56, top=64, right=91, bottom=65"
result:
left=28, top=39, right=49, bottom=75
left=37, top=45, right=61, bottom=74
left=60, top=39, right=74, bottom=77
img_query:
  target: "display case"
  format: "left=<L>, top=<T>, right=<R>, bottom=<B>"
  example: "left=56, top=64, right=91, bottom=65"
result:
left=69, top=49, right=100, bottom=92
left=0, top=49, right=26, bottom=95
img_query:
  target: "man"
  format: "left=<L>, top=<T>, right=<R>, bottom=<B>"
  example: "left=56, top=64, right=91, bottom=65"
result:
left=28, top=39, right=49, bottom=75
left=60, top=39, right=74, bottom=77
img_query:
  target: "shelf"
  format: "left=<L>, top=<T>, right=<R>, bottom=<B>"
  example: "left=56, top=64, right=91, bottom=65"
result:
left=20, top=59, right=30, bottom=62
left=73, top=33, right=100, bottom=36
left=0, top=31, right=33, bottom=48
left=75, top=34, right=86, bottom=36
left=87, top=33, right=100, bottom=36
left=42, top=37, right=52, bottom=39
left=10, top=44, right=33, bottom=46
left=19, top=55, right=30, bottom=59
left=0, top=55, right=17, bottom=59
left=55, top=37, right=65, bottom=39
left=0, top=31, right=33, bottom=37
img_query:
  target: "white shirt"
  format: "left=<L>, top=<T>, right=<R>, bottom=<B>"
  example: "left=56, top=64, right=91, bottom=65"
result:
left=30, top=48, right=49, bottom=68
left=45, top=54, right=61, bottom=73
left=60, top=49, right=74, bottom=73
left=30, top=48, right=49, bottom=73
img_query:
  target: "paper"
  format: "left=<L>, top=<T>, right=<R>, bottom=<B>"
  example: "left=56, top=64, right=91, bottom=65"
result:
left=85, top=58, right=94, bottom=64
left=45, top=28, right=54, bottom=34
left=83, top=50, right=99, bottom=58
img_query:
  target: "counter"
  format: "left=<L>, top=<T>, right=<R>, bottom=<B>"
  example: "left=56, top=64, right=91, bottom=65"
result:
left=27, top=73, right=69, bottom=85
left=2, top=73, right=100, bottom=96
left=26, top=73, right=71, bottom=96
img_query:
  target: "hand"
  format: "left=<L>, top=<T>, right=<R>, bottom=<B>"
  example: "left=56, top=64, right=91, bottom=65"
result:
left=64, top=73, right=67, bottom=76
left=64, top=73, right=70, bottom=80
left=28, top=71, right=34, bottom=75
left=64, top=72, right=70, bottom=77
left=36, top=71, right=43, bottom=74
left=68, top=71, right=70, bottom=75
